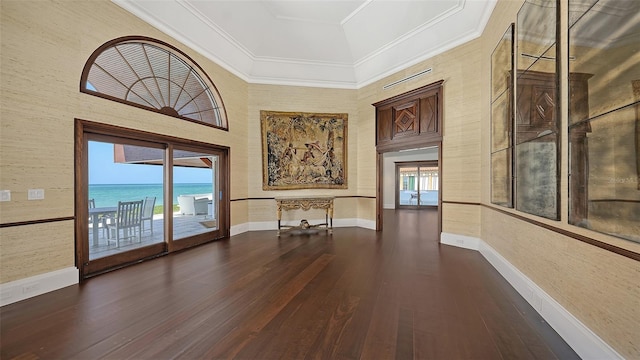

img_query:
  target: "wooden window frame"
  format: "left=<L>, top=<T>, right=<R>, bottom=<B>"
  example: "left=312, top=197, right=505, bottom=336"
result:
left=74, top=119, right=230, bottom=279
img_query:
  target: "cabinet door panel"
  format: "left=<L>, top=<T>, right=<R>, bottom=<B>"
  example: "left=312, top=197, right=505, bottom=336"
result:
left=374, top=80, right=443, bottom=152
left=376, top=107, right=392, bottom=145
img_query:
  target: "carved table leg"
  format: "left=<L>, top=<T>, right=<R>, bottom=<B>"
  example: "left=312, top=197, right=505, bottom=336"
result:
left=328, top=202, right=334, bottom=235
left=277, top=203, right=282, bottom=236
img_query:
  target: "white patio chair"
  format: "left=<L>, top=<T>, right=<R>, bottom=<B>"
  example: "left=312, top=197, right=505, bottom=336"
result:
left=88, top=198, right=95, bottom=226
left=88, top=198, right=109, bottom=238
left=106, top=200, right=144, bottom=248
left=141, top=196, right=156, bottom=234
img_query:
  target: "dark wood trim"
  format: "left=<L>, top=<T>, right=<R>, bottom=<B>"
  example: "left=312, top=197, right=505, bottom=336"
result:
left=437, top=141, right=442, bottom=241
left=376, top=152, right=383, bottom=231
left=219, top=147, right=231, bottom=239
left=372, top=80, right=445, bottom=107
left=166, top=143, right=176, bottom=254
left=394, top=160, right=438, bottom=166
left=374, top=80, right=444, bottom=153
left=170, top=231, right=227, bottom=253
left=588, top=199, right=640, bottom=203
left=77, top=119, right=231, bottom=150
left=555, top=0, right=562, bottom=222
left=336, top=195, right=377, bottom=199
left=0, top=217, right=74, bottom=228
left=75, top=120, right=88, bottom=278
left=442, top=201, right=482, bottom=206
left=482, top=204, right=640, bottom=262
left=375, top=136, right=444, bottom=153
left=82, top=243, right=167, bottom=277
left=395, top=162, right=400, bottom=210
left=230, top=197, right=277, bottom=202
left=230, top=196, right=377, bottom=202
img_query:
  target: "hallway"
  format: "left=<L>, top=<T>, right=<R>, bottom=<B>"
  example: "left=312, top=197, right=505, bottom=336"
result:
left=0, top=210, right=578, bottom=359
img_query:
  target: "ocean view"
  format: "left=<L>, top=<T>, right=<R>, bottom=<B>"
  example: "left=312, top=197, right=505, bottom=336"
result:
left=89, top=183, right=213, bottom=207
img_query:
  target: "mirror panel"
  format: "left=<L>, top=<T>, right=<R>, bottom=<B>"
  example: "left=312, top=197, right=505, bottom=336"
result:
left=492, top=91, right=511, bottom=152
left=568, top=0, right=640, bottom=242
left=520, top=45, right=557, bottom=75
left=491, top=149, right=513, bottom=207
left=516, top=132, right=559, bottom=220
left=569, top=0, right=640, bottom=119
left=569, top=106, right=640, bottom=242
left=515, top=0, right=559, bottom=219
left=491, top=24, right=513, bottom=103
left=491, top=24, right=514, bottom=207
left=517, top=0, right=557, bottom=75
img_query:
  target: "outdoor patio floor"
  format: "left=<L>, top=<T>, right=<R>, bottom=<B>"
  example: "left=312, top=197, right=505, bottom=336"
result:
left=88, top=213, right=217, bottom=259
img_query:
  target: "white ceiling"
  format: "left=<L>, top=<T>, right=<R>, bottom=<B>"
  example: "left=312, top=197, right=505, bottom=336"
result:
left=113, top=0, right=497, bottom=89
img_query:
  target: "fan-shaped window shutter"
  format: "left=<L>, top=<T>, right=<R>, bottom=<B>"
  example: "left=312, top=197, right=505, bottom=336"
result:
left=81, top=36, right=228, bottom=130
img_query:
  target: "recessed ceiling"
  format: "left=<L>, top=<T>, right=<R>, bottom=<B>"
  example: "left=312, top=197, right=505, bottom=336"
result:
left=113, top=0, right=497, bottom=89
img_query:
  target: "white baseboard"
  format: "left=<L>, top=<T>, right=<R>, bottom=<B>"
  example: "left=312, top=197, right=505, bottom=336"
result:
left=248, top=221, right=277, bottom=232
left=440, top=232, right=480, bottom=250
left=355, top=218, right=376, bottom=230
left=231, top=218, right=371, bottom=236
left=478, top=241, right=622, bottom=360
left=230, top=222, right=250, bottom=236
left=441, top=234, right=622, bottom=360
left=0, top=267, right=78, bottom=307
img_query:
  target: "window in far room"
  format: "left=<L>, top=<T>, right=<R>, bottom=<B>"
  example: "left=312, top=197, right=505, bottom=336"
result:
left=396, top=161, right=439, bottom=208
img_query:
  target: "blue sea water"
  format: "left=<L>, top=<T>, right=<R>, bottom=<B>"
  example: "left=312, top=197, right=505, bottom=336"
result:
left=89, top=183, right=213, bottom=207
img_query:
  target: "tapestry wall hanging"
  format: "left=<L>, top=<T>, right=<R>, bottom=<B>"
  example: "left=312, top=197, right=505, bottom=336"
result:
left=261, top=110, right=348, bottom=190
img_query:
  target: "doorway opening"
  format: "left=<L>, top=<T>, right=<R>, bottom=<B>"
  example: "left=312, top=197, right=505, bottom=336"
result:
left=377, top=145, right=441, bottom=238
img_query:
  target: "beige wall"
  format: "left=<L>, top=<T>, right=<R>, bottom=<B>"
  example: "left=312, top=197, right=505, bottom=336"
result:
left=0, top=0, right=249, bottom=281
left=244, top=84, right=360, bottom=224
left=356, top=38, right=483, bottom=237
left=1, top=0, right=639, bottom=357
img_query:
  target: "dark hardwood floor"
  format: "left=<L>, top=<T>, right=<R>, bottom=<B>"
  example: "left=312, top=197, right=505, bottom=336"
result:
left=1, top=209, right=578, bottom=359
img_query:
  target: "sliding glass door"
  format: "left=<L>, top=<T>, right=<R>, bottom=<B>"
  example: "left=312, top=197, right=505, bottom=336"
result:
left=77, top=122, right=229, bottom=279
left=87, top=139, right=166, bottom=261
left=171, top=147, right=223, bottom=251
left=396, top=161, right=439, bottom=208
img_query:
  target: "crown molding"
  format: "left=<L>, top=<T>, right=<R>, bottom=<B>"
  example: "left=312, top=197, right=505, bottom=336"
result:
left=112, top=0, right=497, bottom=89
left=113, top=0, right=255, bottom=83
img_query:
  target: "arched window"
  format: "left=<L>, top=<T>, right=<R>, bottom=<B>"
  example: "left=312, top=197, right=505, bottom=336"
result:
left=81, top=36, right=228, bottom=129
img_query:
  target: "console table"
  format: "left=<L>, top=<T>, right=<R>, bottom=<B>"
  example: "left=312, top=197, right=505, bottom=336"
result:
left=275, top=196, right=334, bottom=236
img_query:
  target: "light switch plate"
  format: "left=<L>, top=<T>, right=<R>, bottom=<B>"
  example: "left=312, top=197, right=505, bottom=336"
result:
left=28, top=189, right=44, bottom=200
left=0, top=190, right=10, bottom=202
